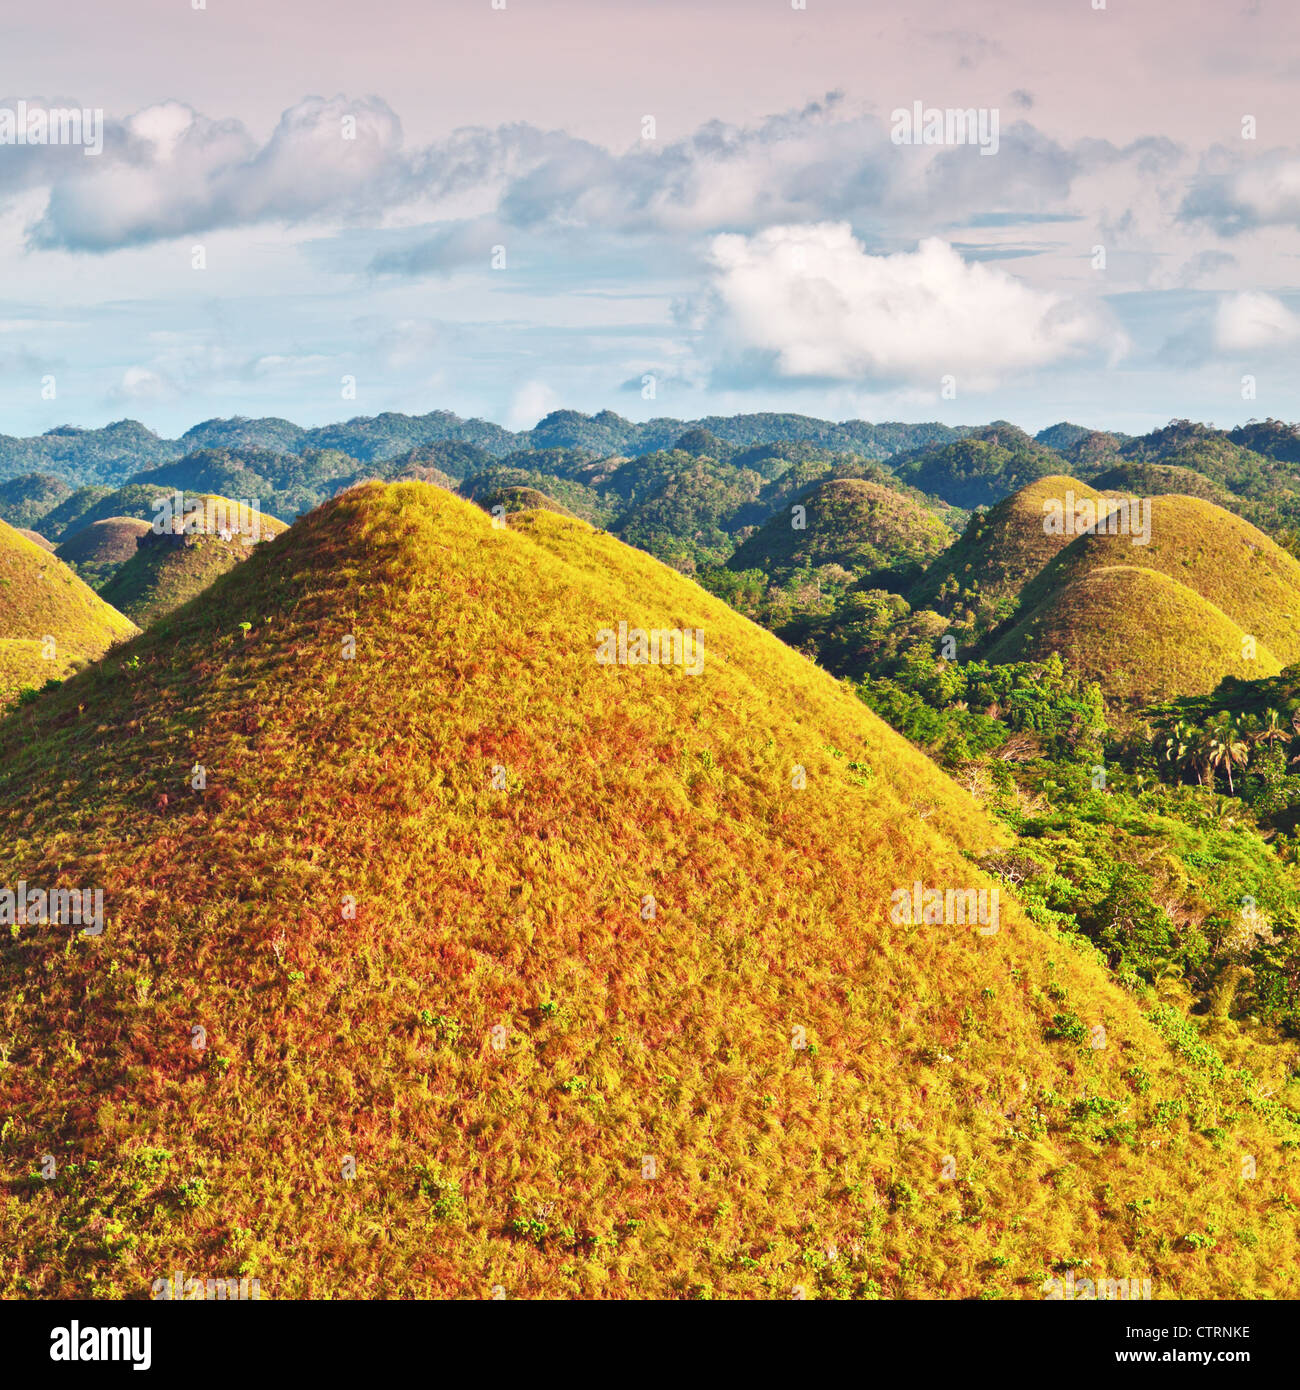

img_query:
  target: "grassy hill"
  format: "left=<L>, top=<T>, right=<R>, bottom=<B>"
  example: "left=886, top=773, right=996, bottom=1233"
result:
left=728, top=477, right=953, bottom=584
left=38, top=484, right=168, bottom=542
left=55, top=517, right=153, bottom=589
left=0, top=518, right=138, bottom=702
left=97, top=499, right=290, bottom=628
left=1016, top=495, right=1300, bottom=669
left=984, top=566, right=1283, bottom=707
left=1, top=481, right=1297, bottom=1299
left=15, top=529, right=54, bottom=553
left=472, top=485, right=577, bottom=520
left=910, top=476, right=1118, bottom=630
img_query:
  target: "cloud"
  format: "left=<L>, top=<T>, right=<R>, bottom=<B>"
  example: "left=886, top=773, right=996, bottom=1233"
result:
left=29, top=96, right=410, bottom=251
left=702, top=224, right=1124, bottom=389
left=13, top=91, right=1097, bottom=257
left=1214, top=291, right=1300, bottom=351
left=1180, top=150, right=1300, bottom=235
left=369, top=217, right=506, bottom=276
left=505, top=379, right=560, bottom=430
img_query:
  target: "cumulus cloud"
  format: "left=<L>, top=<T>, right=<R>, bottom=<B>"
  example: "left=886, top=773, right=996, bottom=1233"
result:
left=29, top=96, right=410, bottom=251
left=505, top=379, right=560, bottom=430
left=1180, top=151, right=1300, bottom=235
left=703, top=224, right=1124, bottom=389
left=12, top=90, right=1094, bottom=257
left=1214, top=291, right=1300, bottom=351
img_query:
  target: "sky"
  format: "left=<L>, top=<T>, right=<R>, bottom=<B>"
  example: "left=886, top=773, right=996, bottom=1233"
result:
left=3, top=0, right=1300, bottom=439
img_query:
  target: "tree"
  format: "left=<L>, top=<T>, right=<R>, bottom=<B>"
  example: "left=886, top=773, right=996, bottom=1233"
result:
left=1206, top=715, right=1249, bottom=795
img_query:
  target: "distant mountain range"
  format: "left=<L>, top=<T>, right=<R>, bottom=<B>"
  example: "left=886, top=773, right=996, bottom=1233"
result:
left=0, top=410, right=978, bottom=488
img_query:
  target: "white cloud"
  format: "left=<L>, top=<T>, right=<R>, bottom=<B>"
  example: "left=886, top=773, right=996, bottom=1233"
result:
left=505, top=379, right=560, bottom=430
left=1214, top=291, right=1300, bottom=352
left=30, top=96, right=408, bottom=251
left=116, top=366, right=174, bottom=402
left=704, top=224, right=1124, bottom=389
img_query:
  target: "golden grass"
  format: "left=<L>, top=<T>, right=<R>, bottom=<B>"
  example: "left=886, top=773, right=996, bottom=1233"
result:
left=0, top=483, right=1296, bottom=1300
left=985, top=566, right=1283, bottom=707
left=1018, top=495, right=1300, bottom=667
left=15, top=529, right=54, bottom=554
left=0, top=517, right=138, bottom=702
left=911, top=475, right=1119, bottom=622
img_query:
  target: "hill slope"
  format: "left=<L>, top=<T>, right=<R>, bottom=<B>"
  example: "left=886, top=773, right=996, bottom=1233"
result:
left=0, top=483, right=1297, bottom=1300
left=984, top=566, right=1283, bottom=706
left=97, top=500, right=290, bottom=627
left=0, top=518, right=138, bottom=701
left=910, top=475, right=1118, bottom=628
left=1016, top=495, right=1300, bottom=668
left=727, top=477, right=953, bottom=582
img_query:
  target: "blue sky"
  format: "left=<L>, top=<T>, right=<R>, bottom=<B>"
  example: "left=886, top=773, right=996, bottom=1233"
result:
left=2, top=0, right=1300, bottom=439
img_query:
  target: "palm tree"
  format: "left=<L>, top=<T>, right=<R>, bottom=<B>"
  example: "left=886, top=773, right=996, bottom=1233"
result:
left=1189, top=721, right=1217, bottom=787
left=1156, top=719, right=1196, bottom=783
left=1252, top=708, right=1290, bottom=752
left=1206, top=716, right=1249, bottom=795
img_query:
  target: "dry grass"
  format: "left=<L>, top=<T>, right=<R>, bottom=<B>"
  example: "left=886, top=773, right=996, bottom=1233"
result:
left=0, top=518, right=138, bottom=702
left=0, top=482, right=1296, bottom=1300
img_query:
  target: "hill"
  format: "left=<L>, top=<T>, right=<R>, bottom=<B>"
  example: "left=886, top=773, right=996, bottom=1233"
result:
left=889, top=425, right=1062, bottom=509
left=0, top=473, right=73, bottom=530
left=38, top=485, right=164, bottom=541
left=472, top=485, right=577, bottom=520
left=910, top=476, right=1118, bottom=630
left=0, top=518, right=138, bottom=701
left=1090, top=463, right=1238, bottom=511
left=0, top=421, right=181, bottom=488
left=1, top=481, right=1297, bottom=1299
left=984, top=566, right=1282, bottom=708
left=15, top=529, right=54, bottom=553
left=727, top=477, right=953, bottom=584
left=1015, top=495, right=1300, bottom=669
left=55, top=517, right=153, bottom=566
left=97, top=498, right=290, bottom=628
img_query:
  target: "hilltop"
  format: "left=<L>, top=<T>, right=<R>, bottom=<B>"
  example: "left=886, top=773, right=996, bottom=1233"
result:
left=1015, top=495, right=1300, bottom=670
left=727, top=477, right=953, bottom=585
left=984, top=566, right=1282, bottom=707
left=97, top=497, right=290, bottom=627
left=55, top=517, right=153, bottom=588
left=0, top=518, right=138, bottom=702
left=910, top=475, right=1117, bottom=631
left=1, top=481, right=1296, bottom=1299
